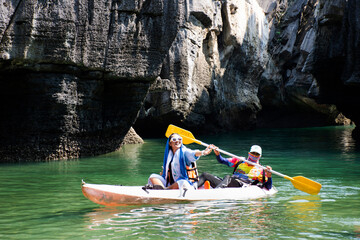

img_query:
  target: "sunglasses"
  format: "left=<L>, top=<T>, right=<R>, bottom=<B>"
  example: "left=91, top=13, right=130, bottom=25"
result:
left=170, top=137, right=182, bottom=142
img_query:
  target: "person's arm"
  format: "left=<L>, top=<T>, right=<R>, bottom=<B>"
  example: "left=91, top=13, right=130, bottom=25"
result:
left=195, top=146, right=212, bottom=157
left=183, top=146, right=212, bottom=163
left=264, top=166, right=272, bottom=190
left=213, top=145, right=238, bottom=167
left=216, top=154, right=233, bottom=167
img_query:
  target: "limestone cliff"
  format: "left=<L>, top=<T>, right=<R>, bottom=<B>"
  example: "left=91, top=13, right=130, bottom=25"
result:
left=0, top=0, right=185, bottom=161
left=135, top=0, right=356, bottom=136
left=0, top=0, right=359, bottom=162
left=311, top=0, right=360, bottom=137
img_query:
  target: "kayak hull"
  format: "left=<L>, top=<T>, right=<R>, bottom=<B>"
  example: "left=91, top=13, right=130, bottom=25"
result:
left=82, top=182, right=278, bottom=206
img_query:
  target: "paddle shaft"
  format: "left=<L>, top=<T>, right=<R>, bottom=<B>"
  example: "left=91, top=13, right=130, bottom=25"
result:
left=191, top=137, right=289, bottom=180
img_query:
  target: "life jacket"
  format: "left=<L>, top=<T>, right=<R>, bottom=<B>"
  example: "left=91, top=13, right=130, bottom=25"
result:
left=233, top=161, right=268, bottom=183
left=186, top=162, right=199, bottom=182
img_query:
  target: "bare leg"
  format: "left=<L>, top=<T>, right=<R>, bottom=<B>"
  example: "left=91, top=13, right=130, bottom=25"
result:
left=150, top=177, right=165, bottom=188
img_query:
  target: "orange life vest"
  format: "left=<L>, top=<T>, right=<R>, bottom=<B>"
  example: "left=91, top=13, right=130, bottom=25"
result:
left=186, top=162, right=199, bottom=182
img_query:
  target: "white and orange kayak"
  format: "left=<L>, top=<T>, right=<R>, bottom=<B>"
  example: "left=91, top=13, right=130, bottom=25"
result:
left=81, top=181, right=278, bottom=206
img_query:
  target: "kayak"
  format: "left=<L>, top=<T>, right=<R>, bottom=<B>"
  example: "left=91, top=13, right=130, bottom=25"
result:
left=81, top=181, right=278, bottom=206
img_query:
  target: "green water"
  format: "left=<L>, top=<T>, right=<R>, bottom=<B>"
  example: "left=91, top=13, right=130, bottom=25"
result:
left=1, top=126, right=360, bottom=239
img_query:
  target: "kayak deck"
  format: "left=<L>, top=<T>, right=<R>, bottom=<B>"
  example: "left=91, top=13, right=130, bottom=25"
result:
left=82, top=181, right=278, bottom=206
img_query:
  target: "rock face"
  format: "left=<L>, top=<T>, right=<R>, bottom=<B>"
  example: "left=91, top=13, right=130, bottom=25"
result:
left=0, top=0, right=185, bottom=161
left=136, top=0, right=272, bottom=135
left=135, top=0, right=356, bottom=136
left=121, top=127, right=144, bottom=146
left=311, top=0, right=360, bottom=137
left=1, top=0, right=359, bottom=162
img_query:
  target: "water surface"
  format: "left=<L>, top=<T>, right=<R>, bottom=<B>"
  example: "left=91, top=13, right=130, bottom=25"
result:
left=1, top=126, right=359, bottom=239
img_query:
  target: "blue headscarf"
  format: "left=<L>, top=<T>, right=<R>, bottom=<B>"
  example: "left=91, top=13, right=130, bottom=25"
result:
left=161, top=135, right=188, bottom=182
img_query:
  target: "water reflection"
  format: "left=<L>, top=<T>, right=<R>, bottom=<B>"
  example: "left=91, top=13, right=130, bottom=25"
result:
left=46, top=158, right=80, bottom=174
left=224, top=201, right=273, bottom=237
left=83, top=202, right=240, bottom=235
left=83, top=200, right=284, bottom=238
left=110, top=143, right=144, bottom=161
left=286, top=195, right=321, bottom=221
left=355, top=225, right=360, bottom=238
left=336, top=126, right=356, bottom=154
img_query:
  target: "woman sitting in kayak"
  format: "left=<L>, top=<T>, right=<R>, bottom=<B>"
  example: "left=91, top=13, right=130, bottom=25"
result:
left=147, top=133, right=212, bottom=189
left=198, top=145, right=273, bottom=190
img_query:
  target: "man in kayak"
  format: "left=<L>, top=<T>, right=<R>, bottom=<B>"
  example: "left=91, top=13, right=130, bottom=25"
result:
left=198, top=145, right=273, bottom=189
left=147, top=133, right=212, bottom=189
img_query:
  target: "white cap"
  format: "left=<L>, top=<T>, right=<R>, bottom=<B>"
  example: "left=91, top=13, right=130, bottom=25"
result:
left=250, top=145, right=262, bottom=156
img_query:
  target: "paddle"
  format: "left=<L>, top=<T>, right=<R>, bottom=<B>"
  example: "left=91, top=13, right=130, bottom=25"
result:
left=165, top=124, right=322, bottom=195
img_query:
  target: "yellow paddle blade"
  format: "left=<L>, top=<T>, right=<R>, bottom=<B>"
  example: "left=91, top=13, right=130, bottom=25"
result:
left=165, top=124, right=201, bottom=145
left=285, top=176, right=322, bottom=195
